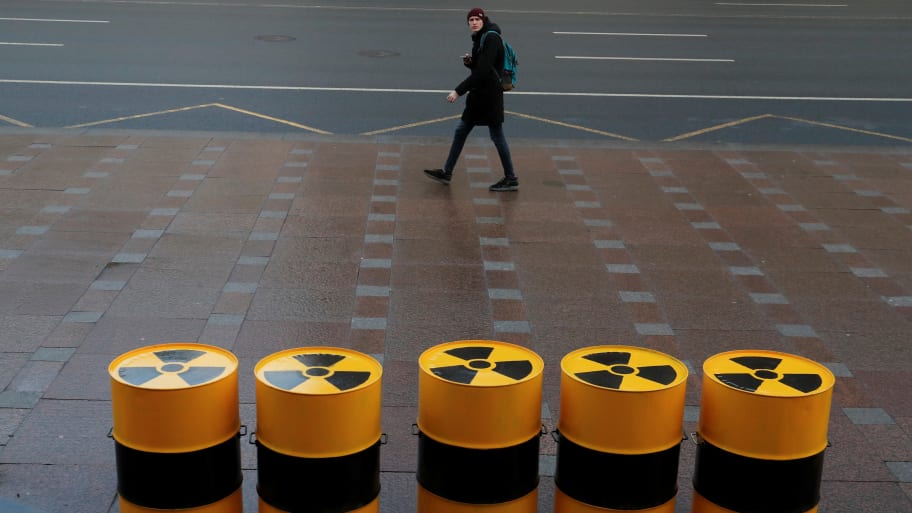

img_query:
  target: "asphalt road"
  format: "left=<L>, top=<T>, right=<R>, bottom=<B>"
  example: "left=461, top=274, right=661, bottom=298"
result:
left=1, top=0, right=910, bottom=144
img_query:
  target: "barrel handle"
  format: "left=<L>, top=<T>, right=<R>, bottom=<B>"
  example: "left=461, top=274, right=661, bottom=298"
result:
left=550, top=429, right=560, bottom=443
left=688, top=431, right=704, bottom=445
left=411, top=423, right=420, bottom=436
left=248, top=431, right=257, bottom=445
left=380, top=433, right=388, bottom=445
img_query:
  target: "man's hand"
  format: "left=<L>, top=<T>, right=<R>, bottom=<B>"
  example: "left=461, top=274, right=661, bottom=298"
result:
left=447, top=91, right=459, bottom=103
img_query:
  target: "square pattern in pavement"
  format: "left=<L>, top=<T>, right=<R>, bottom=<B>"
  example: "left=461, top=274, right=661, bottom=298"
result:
left=0, top=132, right=911, bottom=512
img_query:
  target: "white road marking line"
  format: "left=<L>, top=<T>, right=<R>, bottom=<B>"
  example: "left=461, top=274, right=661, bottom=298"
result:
left=0, top=42, right=64, bottom=47
left=715, top=3, right=847, bottom=6
left=0, top=17, right=110, bottom=23
left=557, top=56, right=734, bottom=62
left=0, top=79, right=909, bottom=102
left=554, top=32, right=708, bottom=37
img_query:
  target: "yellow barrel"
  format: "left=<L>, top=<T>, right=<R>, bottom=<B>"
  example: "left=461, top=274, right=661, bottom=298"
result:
left=554, top=345, right=687, bottom=512
left=692, top=350, right=835, bottom=513
left=109, top=343, right=242, bottom=513
left=554, top=491, right=675, bottom=513
left=254, top=347, right=383, bottom=513
left=417, top=340, right=544, bottom=511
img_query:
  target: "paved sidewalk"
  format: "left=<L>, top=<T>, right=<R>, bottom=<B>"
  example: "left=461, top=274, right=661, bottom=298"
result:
left=0, top=129, right=910, bottom=513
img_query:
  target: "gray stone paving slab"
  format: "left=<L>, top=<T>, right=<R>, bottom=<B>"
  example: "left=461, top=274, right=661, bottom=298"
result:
left=16, top=226, right=49, bottom=235
left=357, top=285, right=391, bottom=297
left=729, top=266, right=764, bottom=276
left=635, top=323, right=674, bottom=336
left=62, top=311, right=103, bottom=323
left=851, top=267, right=888, bottom=278
left=494, top=320, right=531, bottom=333
left=750, top=293, right=789, bottom=304
left=823, top=362, right=853, bottom=377
left=111, top=252, right=146, bottom=263
left=619, top=291, right=656, bottom=303
left=365, top=234, right=394, bottom=243
left=823, top=243, right=857, bottom=253
left=843, top=407, right=895, bottom=425
left=0, top=391, right=42, bottom=409
left=887, top=462, right=912, bottom=482
left=479, top=237, right=509, bottom=246
left=488, top=288, right=522, bottom=300
left=9, top=361, right=63, bottom=392
left=149, top=207, right=179, bottom=216
left=800, top=222, right=830, bottom=231
left=207, top=313, right=245, bottom=325
left=223, top=282, right=258, bottom=293
left=90, top=280, right=126, bottom=291
left=776, top=324, right=818, bottom=338
left=884, top=296, right=912, bottom=307
left=30, top=348, right=75, bottom=362
left=352, top=317, right=387, bottom=330
left=606, top=264, right=640, bottom=274
left=39, top=206, right=70, bottom=214
left=0, top=496, right=55, bottom=513
left=594, top=240, right=625, bottom=249
left=709, top=242, right=740, bottom=251
left=131, top=229, right=163, bottom=239
left=484, top=261, right=515, bottom=271
left=361, top=259, right=392, bottom=268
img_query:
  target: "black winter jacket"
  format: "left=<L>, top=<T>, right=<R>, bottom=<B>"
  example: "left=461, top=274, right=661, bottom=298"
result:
left=455, top=21, right=505, bottom=126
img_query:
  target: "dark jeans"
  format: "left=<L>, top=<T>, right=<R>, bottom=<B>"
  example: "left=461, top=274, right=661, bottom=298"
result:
left=444, top=120, right=515, bottom=178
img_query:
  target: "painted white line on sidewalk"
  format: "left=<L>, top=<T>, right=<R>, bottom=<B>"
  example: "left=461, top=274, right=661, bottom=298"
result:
left=0, top=17, right=110, bottom=23
left=554, top=32, right=707, bottom=37
left=0, top=79, right=909, bottom=102
left=557, top=56, right=734, bottom=62
left=715, top=3, right=847, bottom=6
left=0, top=42, right=64, bottom=47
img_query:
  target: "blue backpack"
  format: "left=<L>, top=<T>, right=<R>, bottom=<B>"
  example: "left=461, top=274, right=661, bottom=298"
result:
left=480, top=31, right=518, bottom=91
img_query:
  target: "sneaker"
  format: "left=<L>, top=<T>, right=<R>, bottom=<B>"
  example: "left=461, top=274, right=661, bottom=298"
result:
left=423, top=169, right=451, bottom=185
left=489, top=177, right=519, bottom=192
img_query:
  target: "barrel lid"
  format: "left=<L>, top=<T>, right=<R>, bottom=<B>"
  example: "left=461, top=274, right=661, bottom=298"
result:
left=255, top=347, right=381, bottom=395
left=562, top=345, right=688, bottom=392
left=109, top=343, right=237, bottom=390
left=704, top=350, right=834, bottom=397
left=419, top=340, right=543, bottom=387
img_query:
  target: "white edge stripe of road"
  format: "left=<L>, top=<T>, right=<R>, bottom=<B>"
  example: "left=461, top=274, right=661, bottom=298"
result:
left=0, top=42, right=64, bottom=47
left=557, top=56, right=734, bottom=62
left=554, top=32, right=708, bottom=37
left=0, top=79, right=909, bottom=102
left=0, top=17, right=110, bottom=23
left=715, top=3, right=847, bottom=6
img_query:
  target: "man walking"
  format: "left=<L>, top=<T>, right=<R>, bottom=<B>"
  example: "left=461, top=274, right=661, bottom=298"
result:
left=424, top=7, right=518, bottom=192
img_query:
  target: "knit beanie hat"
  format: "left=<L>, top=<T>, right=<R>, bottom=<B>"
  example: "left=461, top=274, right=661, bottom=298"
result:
left=466, top=7, right=486, bottom=21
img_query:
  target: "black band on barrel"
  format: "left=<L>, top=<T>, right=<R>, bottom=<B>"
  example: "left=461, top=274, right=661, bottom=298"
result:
left=693, top=438, right=824, bottom=513
left=416, top=431, right=539, bottom=504
left=554, top=431, right=679, bottom=509
left=256, top=439, right=381, bottom=513
left=115, top=435, right=242, bottom=509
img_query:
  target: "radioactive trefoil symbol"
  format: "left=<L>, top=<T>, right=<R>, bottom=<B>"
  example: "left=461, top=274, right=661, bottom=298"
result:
left=715, top=356, right=822, bottom=394
left=263, top=353, right=371, bottom=392
left=430, top=346, right=533, bottom=385
left=118, top=349, right=226, bottom=387
left=573, top=351, right=678, bottom=390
